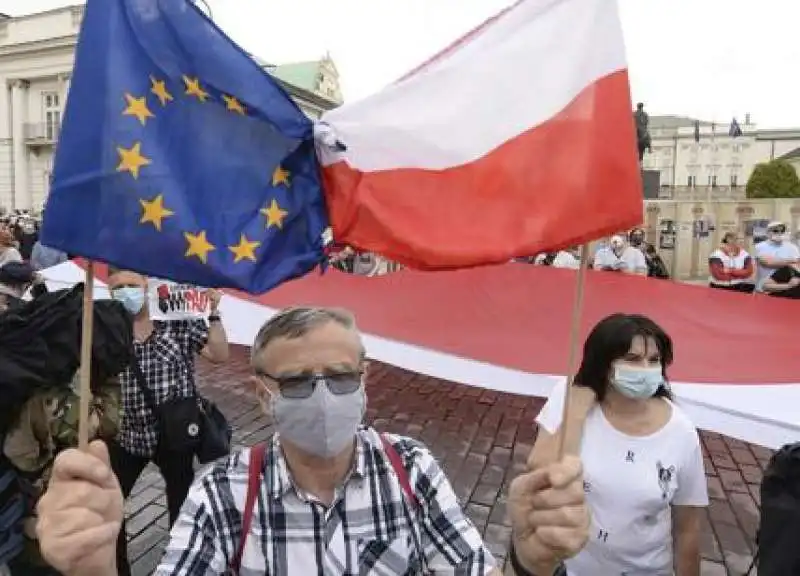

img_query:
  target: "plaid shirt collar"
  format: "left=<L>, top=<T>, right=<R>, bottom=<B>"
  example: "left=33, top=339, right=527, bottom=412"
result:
left=266, top=431, right=368, bottom=501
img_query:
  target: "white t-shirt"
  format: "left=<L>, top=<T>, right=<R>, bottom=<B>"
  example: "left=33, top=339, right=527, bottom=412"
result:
left=592, top=246, right=646, bottom=275
left=536, top=381, right=709, bottom=576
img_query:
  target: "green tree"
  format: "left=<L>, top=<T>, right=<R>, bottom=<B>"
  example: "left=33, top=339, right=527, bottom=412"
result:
left=746, top=160, right=800, bottom=198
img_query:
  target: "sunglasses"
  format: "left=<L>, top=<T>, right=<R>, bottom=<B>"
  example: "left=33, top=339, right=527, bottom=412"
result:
left=257, top=370, right=364, bottom=399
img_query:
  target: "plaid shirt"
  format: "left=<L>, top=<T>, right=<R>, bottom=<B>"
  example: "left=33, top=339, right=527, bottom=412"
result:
left=156, top=426, right=497, bottom=575
left=118, top=319, right=208, bottom=457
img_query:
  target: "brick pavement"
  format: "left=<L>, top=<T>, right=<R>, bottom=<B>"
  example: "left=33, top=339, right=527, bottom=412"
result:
left=125, top=346, right=768, bottom=575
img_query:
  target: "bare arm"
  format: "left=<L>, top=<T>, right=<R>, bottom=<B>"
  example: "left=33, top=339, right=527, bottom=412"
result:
left=763, top=276, right=800, bottom=293
left=673, top=505, right=702, bottom=576
left=200, top=320, right=229, bottom=363
left=757, top=254, right=799, bottom=269
left=199, top=290, right=229, bottom=364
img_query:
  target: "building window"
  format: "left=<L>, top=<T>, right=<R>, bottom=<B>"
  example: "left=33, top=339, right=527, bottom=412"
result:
left=731, top=174, right=739, bottom=188
left=709, top=174, right=718, bottom=188
left=732, top=144, right=742, bottom=153
left=687, top=175, right=696, bottom=188
left=42, top=92, right=61, bottom=141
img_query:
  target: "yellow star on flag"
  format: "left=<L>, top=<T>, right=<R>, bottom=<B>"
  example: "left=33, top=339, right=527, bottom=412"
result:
left=260, top=198, right=289, bottom=229
left=150, top=76, right=174, bottom=107
left=139, top=194, right=174, bottom=231
left=183, top=75, right=210, bottom=102
left=184, top=230, right=216, bottom=264
left=116, top=142, right=151, bottom=180
left=272, top=165, right=291, bottom=187
left=122, top=93, right=155, bottom=126
left=222, top=94, right=246, bottom=115
left=229, top=234, right=261, bottom=263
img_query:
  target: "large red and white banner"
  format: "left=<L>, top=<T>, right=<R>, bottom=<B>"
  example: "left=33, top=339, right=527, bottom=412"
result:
left=44, top=261, right=800, bottom=450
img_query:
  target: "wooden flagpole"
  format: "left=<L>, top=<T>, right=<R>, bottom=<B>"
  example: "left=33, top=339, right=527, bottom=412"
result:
left=556, top=244, right=590, bottom=459
left=77, top=261, right=95, bottom=451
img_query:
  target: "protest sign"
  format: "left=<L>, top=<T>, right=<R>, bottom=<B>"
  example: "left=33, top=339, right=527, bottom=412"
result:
left=148, top=279, right=211, bottom=320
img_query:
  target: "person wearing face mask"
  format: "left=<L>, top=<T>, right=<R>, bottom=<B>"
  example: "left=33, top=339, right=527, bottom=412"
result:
left=105, top=270, right=229, bottom=576
left=533, top=314, right=708, bottom=576
left=33, top=306, right=592, bottom=576
left=628, top=229, right=670, bottom=279
left=628, top=228, right=646, bottom=251
left=754, top=221, right=800, bottom=292
left=593, top=235, right=647, bottom=276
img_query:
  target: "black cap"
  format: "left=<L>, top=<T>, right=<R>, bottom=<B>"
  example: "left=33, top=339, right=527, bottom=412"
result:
left=0, top=261, right=36, bottom=286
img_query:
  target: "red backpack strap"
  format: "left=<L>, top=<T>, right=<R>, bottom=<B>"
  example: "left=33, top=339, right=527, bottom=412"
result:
left=231, top=444, right=266, bottom=574
left=380, top=433, right=418, bottom=508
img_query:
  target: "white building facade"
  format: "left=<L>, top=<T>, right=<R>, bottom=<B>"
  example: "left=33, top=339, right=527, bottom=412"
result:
left=643, top=116, right=800, bottom=199
left=0, top=6, right=80, bottom=211
left=0, top=5, right=341, bottom=211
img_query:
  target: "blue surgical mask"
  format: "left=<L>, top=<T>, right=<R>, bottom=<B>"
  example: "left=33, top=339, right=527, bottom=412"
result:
left=111, top=286, right=146, bottom=315
left=611, top=364, right=664, bottom=399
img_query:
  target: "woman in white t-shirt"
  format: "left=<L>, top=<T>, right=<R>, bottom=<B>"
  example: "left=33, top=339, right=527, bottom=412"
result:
left=532, top=313, right=708, bottom=576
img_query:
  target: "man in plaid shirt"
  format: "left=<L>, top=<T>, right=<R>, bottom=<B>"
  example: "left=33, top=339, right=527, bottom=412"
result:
left=105, top=270, right=229, bottom=576
left=36, top=307, right=588, bottom=576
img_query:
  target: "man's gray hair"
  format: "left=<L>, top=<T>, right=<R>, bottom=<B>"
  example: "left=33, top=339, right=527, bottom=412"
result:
left=251, top=306, right=359, bottom=365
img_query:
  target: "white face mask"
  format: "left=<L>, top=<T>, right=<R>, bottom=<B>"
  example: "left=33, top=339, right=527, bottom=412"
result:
left=611, top=364, right=664, bottom=399
left=270, top=379, right=366, bottom=457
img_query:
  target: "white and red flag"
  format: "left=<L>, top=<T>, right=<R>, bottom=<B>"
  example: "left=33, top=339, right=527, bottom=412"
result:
left=318, top=0, right=642, bottom=269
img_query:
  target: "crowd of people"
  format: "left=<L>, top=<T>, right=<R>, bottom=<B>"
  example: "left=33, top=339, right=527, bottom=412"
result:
left=0, top=211, right=68, bottom=272
left=708, top=220, right=800, bottom=299
left=519, top=228, right=670, bottom=279
left=523, top=220, right=800, bottom=301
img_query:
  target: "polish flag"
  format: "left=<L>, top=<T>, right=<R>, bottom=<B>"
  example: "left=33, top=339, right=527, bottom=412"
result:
left=318, top=0, right=642, bottom=269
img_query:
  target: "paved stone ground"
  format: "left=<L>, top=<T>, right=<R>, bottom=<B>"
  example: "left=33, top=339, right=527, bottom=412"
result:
left=125, top=346, right=768, bottom=575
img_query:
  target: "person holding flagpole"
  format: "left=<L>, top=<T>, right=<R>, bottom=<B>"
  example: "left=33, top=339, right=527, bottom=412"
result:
left=34, top=306, right=590, bottom=576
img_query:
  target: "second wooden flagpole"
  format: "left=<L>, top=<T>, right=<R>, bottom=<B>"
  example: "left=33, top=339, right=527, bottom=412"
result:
left=77, top=261, right=96, bottom=451
left=556, top=244, right=590, bottom=460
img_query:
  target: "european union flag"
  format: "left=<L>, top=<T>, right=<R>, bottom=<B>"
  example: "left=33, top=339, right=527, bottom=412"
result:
left=40, top=0, right=329, bottom=294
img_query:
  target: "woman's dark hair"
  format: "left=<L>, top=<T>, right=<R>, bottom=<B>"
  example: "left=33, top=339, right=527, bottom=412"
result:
left=574, top=313, right=673, bottom=401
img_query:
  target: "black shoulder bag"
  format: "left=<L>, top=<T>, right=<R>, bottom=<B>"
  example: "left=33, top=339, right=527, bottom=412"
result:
left=129, top=356, right=231, bottom=462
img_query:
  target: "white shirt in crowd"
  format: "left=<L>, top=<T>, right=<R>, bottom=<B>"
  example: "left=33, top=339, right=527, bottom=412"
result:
left=592, top=246, right=647, bottom=275
left=534, top=251, right=580, bottom=269
left=536, top=381, right=709, bottom=576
